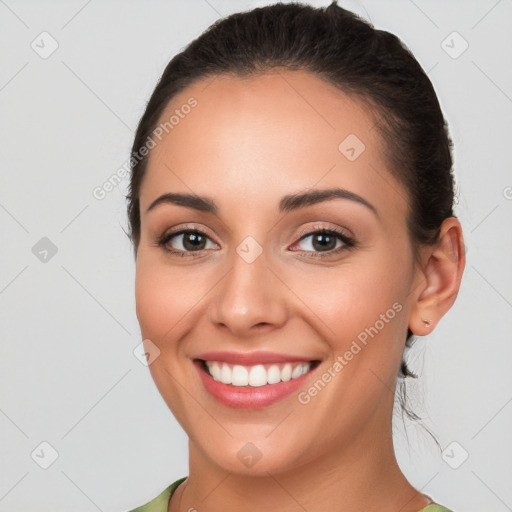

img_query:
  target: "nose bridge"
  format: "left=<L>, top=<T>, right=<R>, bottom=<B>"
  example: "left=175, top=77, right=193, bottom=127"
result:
left=209, top=236, right=288, bottom=335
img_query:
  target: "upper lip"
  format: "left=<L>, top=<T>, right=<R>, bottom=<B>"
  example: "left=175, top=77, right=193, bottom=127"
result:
left=194, top=351, right=319, bottom=366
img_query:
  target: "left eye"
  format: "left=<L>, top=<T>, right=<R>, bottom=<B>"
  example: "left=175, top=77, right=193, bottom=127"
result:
left=292, top=230, right=350, bottom=253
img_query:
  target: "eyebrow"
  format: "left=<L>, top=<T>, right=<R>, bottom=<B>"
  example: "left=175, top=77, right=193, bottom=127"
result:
left=145, top=187, right=378, bottom=217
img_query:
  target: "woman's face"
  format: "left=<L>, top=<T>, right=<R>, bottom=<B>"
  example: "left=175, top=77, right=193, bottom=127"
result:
left=135, top=70, right=425, bottom=475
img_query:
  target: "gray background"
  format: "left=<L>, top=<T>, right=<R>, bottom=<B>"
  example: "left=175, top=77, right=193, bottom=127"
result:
left=1, top=0, right=511, bottom=511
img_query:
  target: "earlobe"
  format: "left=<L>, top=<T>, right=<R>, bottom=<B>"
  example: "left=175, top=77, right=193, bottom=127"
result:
left=409, top=217, right=466, bottom=336
left=421, top=318, right=432, bottom=328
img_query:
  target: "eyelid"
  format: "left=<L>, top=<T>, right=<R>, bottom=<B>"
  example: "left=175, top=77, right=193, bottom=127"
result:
left=161, top=223, right=351, bottom=244
left=288, top=224, right=355, bottom=255
left=154, top=223, right=220, bottom=257
left=293, top=222, right=354, bottom=241
left=163, top=223, right=219, bottom=243
left=157, top=222, right=355, bottom=257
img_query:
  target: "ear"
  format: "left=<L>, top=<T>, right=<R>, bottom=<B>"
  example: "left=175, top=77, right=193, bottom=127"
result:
left=409, top=217, right=466, bottom=336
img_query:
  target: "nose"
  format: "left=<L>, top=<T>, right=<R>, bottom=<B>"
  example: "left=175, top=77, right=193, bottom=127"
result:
left=208, top=248, right=289, bottom=338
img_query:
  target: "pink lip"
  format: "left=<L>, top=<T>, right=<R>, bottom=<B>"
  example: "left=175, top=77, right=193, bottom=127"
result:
left=193, top=350, right=316, bottom=366
left=193, top=359, right=321, bottom=409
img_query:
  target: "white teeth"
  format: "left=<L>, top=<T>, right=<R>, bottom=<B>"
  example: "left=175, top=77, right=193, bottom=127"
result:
left=232, top=365, right=249, bottom=386
left=291, top=364, right=303, bottom=379
left=220, top=363, right=232, bottom=384
left=267, top=365, right=281, bottom=384
left=205, top=361, right=313, bottom=387
left=248, top=365, right=267, bottom=387
left=281, top=363, right=292, bottom=382
left=209, top=362, right=222, bottom=382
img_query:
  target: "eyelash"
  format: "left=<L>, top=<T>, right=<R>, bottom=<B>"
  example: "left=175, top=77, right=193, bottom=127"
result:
left=155, top=225, right=356, bottom=259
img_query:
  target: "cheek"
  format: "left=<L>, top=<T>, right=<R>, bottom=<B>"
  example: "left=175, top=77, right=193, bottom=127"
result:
left=135, top=267, right=168, bottom=338
left=302, top=263, right=403, bottom=327
left=134, top=258, right=201, bottom=421
left=290, top=253, right=411, bottom=366
left=135, top=258, right=191, bottom=342
left=134, top=253, right=221, bottom=355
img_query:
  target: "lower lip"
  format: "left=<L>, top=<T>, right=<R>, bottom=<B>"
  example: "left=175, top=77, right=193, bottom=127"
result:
left=194, top=360, right=319, bottom=409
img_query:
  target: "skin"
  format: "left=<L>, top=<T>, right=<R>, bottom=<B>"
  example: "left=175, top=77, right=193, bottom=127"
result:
left=134, top=69, right=465, bottom=512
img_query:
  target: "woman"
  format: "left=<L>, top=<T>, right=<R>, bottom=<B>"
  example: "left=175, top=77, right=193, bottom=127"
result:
left=125, top=2, right=465, bottom=511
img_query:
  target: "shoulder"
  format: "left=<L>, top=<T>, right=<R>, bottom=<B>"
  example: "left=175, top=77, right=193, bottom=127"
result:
left=419, top=503, right=456, bottom=512
left=126, top=477, right=187, bottom=512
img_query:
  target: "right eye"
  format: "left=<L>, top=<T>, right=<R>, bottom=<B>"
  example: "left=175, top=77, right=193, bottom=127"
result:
left=157, top=229, right=219, bottom=257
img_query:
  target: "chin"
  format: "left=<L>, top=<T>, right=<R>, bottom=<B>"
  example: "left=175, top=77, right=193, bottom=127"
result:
left=202, top=439, right=306, bottom=477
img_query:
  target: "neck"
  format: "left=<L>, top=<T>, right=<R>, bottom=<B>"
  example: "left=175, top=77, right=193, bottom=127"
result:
left=169, top=410, right=431, bottom=512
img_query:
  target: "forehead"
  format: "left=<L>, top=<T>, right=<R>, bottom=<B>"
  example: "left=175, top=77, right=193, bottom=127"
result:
left=139, top=69, right=408, bottom=221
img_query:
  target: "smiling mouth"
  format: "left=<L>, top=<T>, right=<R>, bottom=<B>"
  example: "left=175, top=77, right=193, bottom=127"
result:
left=195, top=359, right=322, bottom=387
